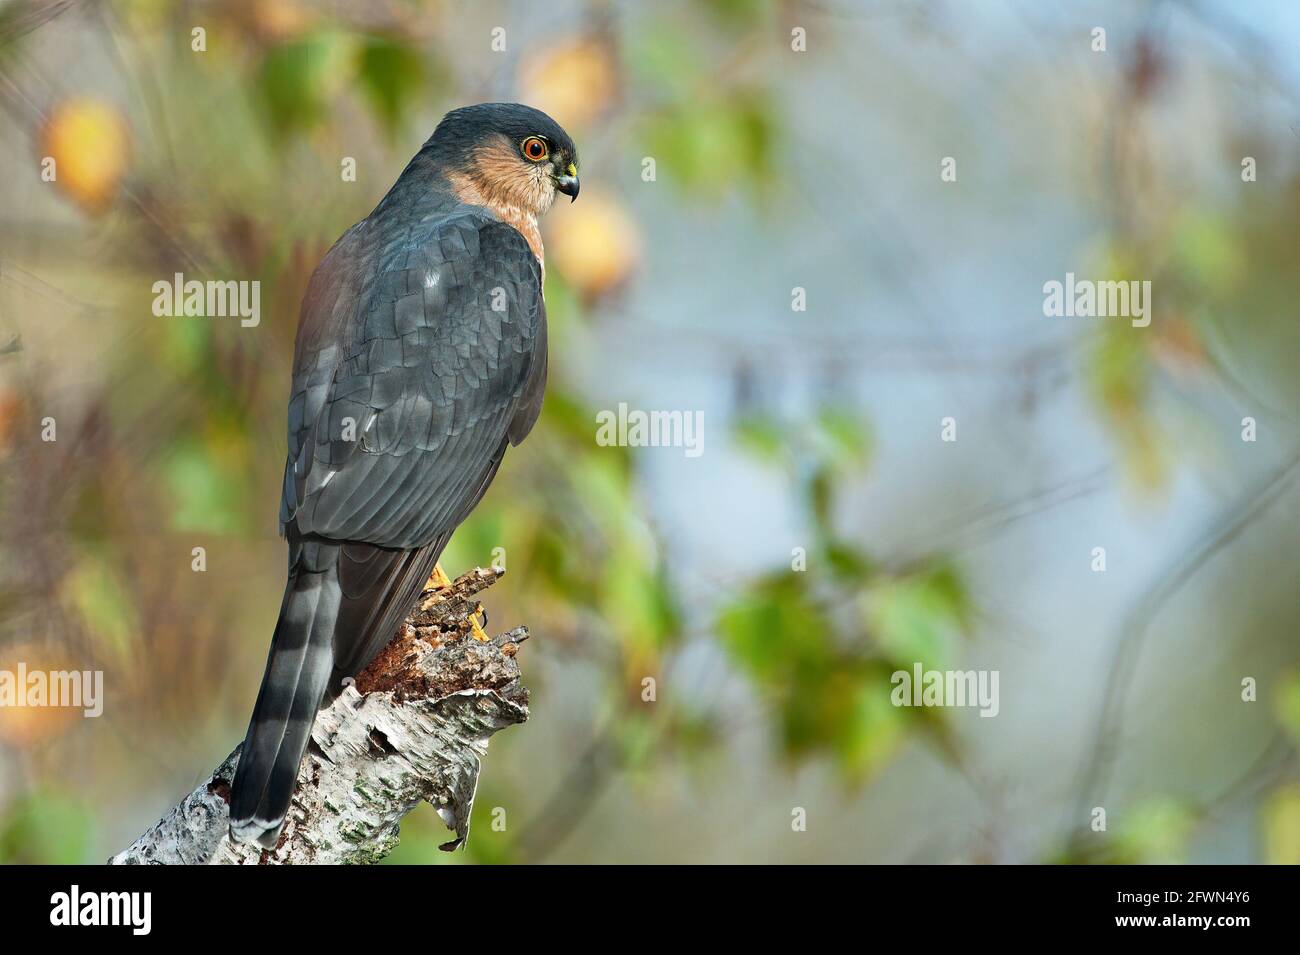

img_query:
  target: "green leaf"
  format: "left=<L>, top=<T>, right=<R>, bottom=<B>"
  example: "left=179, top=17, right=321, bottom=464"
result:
left=603, top=539, right=676, bottom=653
left=815, top=407, right=871, bottom=471
left=1262, top=785, right=1300, bottom=865
left=0, top=790, right=95, bottom=864
left=864, top=563, right=969, bottom=671
left=1173, top=212, right=1246, bottom=293
left=824, top=541, right=875, bottom=585
left=839, top=670, right=907, bottom=778
left=1114, top=797, right=1194, bottom=863
left=64, top=552, right=140, bottom=664
left=162, top=437, right=245, bottom=534
left=627, top=26, right=701, bottom=102
left=640, top=93, right=782, bottom=200
left=356, top=36, right=427, bottom=139
left=731, top=415, right=787, bottom=466
left=256, top=31, right=356, bottom=139
left=809, top=467, right=834, bottom=533
left=717, top=573, right=831, bottom=684
left=1274, top=672, right=1300, bottom=745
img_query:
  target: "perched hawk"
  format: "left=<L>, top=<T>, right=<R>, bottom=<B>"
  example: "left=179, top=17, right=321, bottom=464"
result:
left=229, top=103, right=579, bottom=846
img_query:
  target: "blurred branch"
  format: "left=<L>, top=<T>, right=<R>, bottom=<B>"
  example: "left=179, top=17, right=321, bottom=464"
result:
left=109, top=567, right=531, bottom=865
left=1070, top=444, right=1300, bottom=832
left=890, top=465, right=1111, bottom=567
left=514, top=724, right=621, bottom=863
left=0, top=0, right=83, bottom=46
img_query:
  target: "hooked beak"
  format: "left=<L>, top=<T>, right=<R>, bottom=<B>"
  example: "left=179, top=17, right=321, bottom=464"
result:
left=554, top=163, right=580, bottom=202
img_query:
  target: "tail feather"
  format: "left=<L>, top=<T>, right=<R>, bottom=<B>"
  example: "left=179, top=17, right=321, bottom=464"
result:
left=229, top=555, right=341, bottom=848
left=228, top=534, right=449, bottom=848
left=328, top=535, right=448, bottom=686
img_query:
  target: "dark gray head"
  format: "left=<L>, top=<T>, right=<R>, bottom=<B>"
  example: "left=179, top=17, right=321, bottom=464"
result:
left=422, top=103, right=580, bottom=213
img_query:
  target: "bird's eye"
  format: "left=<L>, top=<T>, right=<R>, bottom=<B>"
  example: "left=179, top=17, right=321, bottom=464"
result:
left=521, top=137, right=548, bottom=162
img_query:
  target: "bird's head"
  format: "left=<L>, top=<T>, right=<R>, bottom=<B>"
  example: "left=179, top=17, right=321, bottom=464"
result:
left=427, top=103, right=579, bottom=218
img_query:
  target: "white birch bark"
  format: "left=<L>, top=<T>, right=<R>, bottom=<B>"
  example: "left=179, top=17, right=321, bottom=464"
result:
left=109, top=568, right=528, bottom=865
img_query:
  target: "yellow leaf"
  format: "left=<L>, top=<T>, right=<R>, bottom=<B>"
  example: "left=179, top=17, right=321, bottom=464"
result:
left=519, top=37, right=618, bottom=130
left=547, top=190, right=640, bottom=300
left=1262, top=785, right=1300, bottom=864
left=38, top=99, right=130, bottom=214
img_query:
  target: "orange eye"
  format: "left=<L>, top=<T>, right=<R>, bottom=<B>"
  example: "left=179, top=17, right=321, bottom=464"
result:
left=522, top=137, right=548, bottom=161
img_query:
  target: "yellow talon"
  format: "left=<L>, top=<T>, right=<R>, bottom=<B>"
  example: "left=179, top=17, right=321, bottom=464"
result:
left=426, top=564, right=489, bottom=639
left=428, top=562, right=453, bottom=591
left=469, top=602, right=490, bottom=642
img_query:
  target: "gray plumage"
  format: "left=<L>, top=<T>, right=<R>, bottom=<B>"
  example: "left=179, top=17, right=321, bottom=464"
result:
left=229, top=104, right=575, bottom=847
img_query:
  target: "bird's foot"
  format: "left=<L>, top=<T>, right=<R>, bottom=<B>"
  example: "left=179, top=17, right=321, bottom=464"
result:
left=428, top=562, right=454, bottom=591
left=469, top=602, right=490, bottom=642
left=423, top=563, right=489, bottom=640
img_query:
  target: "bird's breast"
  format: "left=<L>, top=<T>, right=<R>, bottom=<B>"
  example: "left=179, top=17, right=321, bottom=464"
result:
left=445, top=172, right=545, bottom=279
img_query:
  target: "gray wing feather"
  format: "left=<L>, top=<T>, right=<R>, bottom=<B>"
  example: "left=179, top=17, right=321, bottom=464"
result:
left=280, top=213, right=545, bottom=549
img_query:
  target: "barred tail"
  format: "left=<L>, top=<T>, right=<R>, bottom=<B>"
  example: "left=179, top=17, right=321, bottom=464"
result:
left=228, top=557, right=341, bottom=848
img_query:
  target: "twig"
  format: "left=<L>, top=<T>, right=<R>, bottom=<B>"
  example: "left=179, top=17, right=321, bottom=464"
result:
left=1069, top=445, right=1300, bottom=834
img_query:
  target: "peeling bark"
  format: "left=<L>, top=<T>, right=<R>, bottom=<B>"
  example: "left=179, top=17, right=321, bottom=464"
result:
left=109, top=567, right=528, bottom=865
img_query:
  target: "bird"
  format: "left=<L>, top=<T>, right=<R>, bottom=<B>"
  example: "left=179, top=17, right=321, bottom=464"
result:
left=228, top=103, right=579, bottom=847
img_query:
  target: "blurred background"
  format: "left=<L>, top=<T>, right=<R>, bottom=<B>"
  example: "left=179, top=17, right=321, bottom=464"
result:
left=0, top=0, right=1298, bottom=864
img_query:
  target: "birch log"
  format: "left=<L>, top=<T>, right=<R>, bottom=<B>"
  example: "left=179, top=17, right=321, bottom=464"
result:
left=109, top=567, right=528, bottom=865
